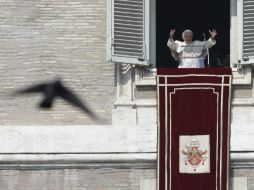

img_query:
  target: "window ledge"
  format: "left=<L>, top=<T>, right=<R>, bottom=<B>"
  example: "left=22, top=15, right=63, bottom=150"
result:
left=135, top=67, right=157, bottom=86
left=135, top=66, right=252, bottom=86
left=232, top=65, right=252, bottom=85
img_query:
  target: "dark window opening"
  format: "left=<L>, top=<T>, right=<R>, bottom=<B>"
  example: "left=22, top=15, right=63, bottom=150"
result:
left=156, top=0, right=230, bottom=68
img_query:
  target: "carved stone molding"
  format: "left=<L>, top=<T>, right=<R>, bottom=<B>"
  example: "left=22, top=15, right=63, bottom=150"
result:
left=232, top=65, right=252, bottom=85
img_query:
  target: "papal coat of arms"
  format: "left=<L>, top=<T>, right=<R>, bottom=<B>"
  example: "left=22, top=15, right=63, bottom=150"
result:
left=179, top=135, right=210, bottom=173
left=182, top=138, right=208, bottom=170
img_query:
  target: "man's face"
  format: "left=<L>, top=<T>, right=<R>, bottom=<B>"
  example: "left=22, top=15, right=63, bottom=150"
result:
left=182, top=32, right=193, bottom=44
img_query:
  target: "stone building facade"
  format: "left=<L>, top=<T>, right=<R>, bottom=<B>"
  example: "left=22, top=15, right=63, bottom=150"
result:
left=0, top=0, right=253, bottom=190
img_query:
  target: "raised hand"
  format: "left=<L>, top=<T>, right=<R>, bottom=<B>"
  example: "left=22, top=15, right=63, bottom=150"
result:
left=209, top=29, right=217, bottom=39
left=170, top=29, right=176, bottom=39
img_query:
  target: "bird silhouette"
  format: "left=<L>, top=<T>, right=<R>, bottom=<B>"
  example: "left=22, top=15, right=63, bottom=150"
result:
left=14, top=79, right=98, bottom=120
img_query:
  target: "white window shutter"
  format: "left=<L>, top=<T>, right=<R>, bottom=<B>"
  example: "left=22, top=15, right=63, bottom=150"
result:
left=108, top=0, right=150, bottom=65
left=238, top=0, right=254, bottom=64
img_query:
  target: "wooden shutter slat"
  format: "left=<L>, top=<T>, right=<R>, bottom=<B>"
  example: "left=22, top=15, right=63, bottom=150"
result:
left=110, top=0, right=148, bottom=64
left=242, top=0, right=254, bottom=59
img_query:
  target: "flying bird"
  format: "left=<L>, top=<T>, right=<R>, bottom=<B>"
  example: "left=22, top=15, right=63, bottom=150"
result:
left=14, top=79, right=98, bottom=120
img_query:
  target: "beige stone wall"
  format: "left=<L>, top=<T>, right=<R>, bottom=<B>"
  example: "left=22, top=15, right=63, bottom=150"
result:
left=0, top=1, right=254, bottom=190
left=230, top=168, right=253, bottom=190
left=0, top=167, right=253, bottom=190
left=0, top=168, right=156, bottom=190
left=0, top=0, right=115, bottom=125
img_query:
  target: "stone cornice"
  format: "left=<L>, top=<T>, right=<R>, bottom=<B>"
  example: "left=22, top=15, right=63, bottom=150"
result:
left=0, top=152, right=253, bottom=169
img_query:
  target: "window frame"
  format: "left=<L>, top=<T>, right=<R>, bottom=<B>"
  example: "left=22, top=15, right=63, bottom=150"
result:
left=108, top=0, right=252, bottom=85
left=237, top=0, right=254, bottom=64
left=107, top=0, right=153, bottom=66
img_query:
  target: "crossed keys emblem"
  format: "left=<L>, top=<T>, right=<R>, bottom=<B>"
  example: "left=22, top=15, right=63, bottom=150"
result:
left=182, top=138, right=208, bottom=171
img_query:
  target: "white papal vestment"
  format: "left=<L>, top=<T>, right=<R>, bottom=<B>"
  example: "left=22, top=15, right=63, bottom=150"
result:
left=167, top=38, right=216, bottom=68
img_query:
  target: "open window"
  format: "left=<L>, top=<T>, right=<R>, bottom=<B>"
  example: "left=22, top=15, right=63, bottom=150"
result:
left=107, top=0, right=152, bottom=66
left=107, top=0, right=254, bottom=85
left=156, top=0, right=230, bottom=68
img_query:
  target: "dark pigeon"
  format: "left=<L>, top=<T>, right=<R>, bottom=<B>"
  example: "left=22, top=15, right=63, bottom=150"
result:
left=14, top=79, right=98, bottom=120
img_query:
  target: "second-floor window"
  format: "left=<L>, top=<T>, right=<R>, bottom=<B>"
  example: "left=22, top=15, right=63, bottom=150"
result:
left=107, top=0, right=254, bottom=68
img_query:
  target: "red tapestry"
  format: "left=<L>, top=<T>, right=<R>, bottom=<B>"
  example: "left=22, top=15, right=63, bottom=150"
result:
left=157, top=68, right=232, bottom=190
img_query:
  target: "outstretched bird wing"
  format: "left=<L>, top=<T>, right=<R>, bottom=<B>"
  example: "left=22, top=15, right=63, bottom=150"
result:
left=15, top=83, right=47, bottom=94
left=58, top=84, right=98, bottom=120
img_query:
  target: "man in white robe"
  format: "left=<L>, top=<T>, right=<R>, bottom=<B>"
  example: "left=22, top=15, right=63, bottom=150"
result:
left=167, top=29, right=217, bottom=68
